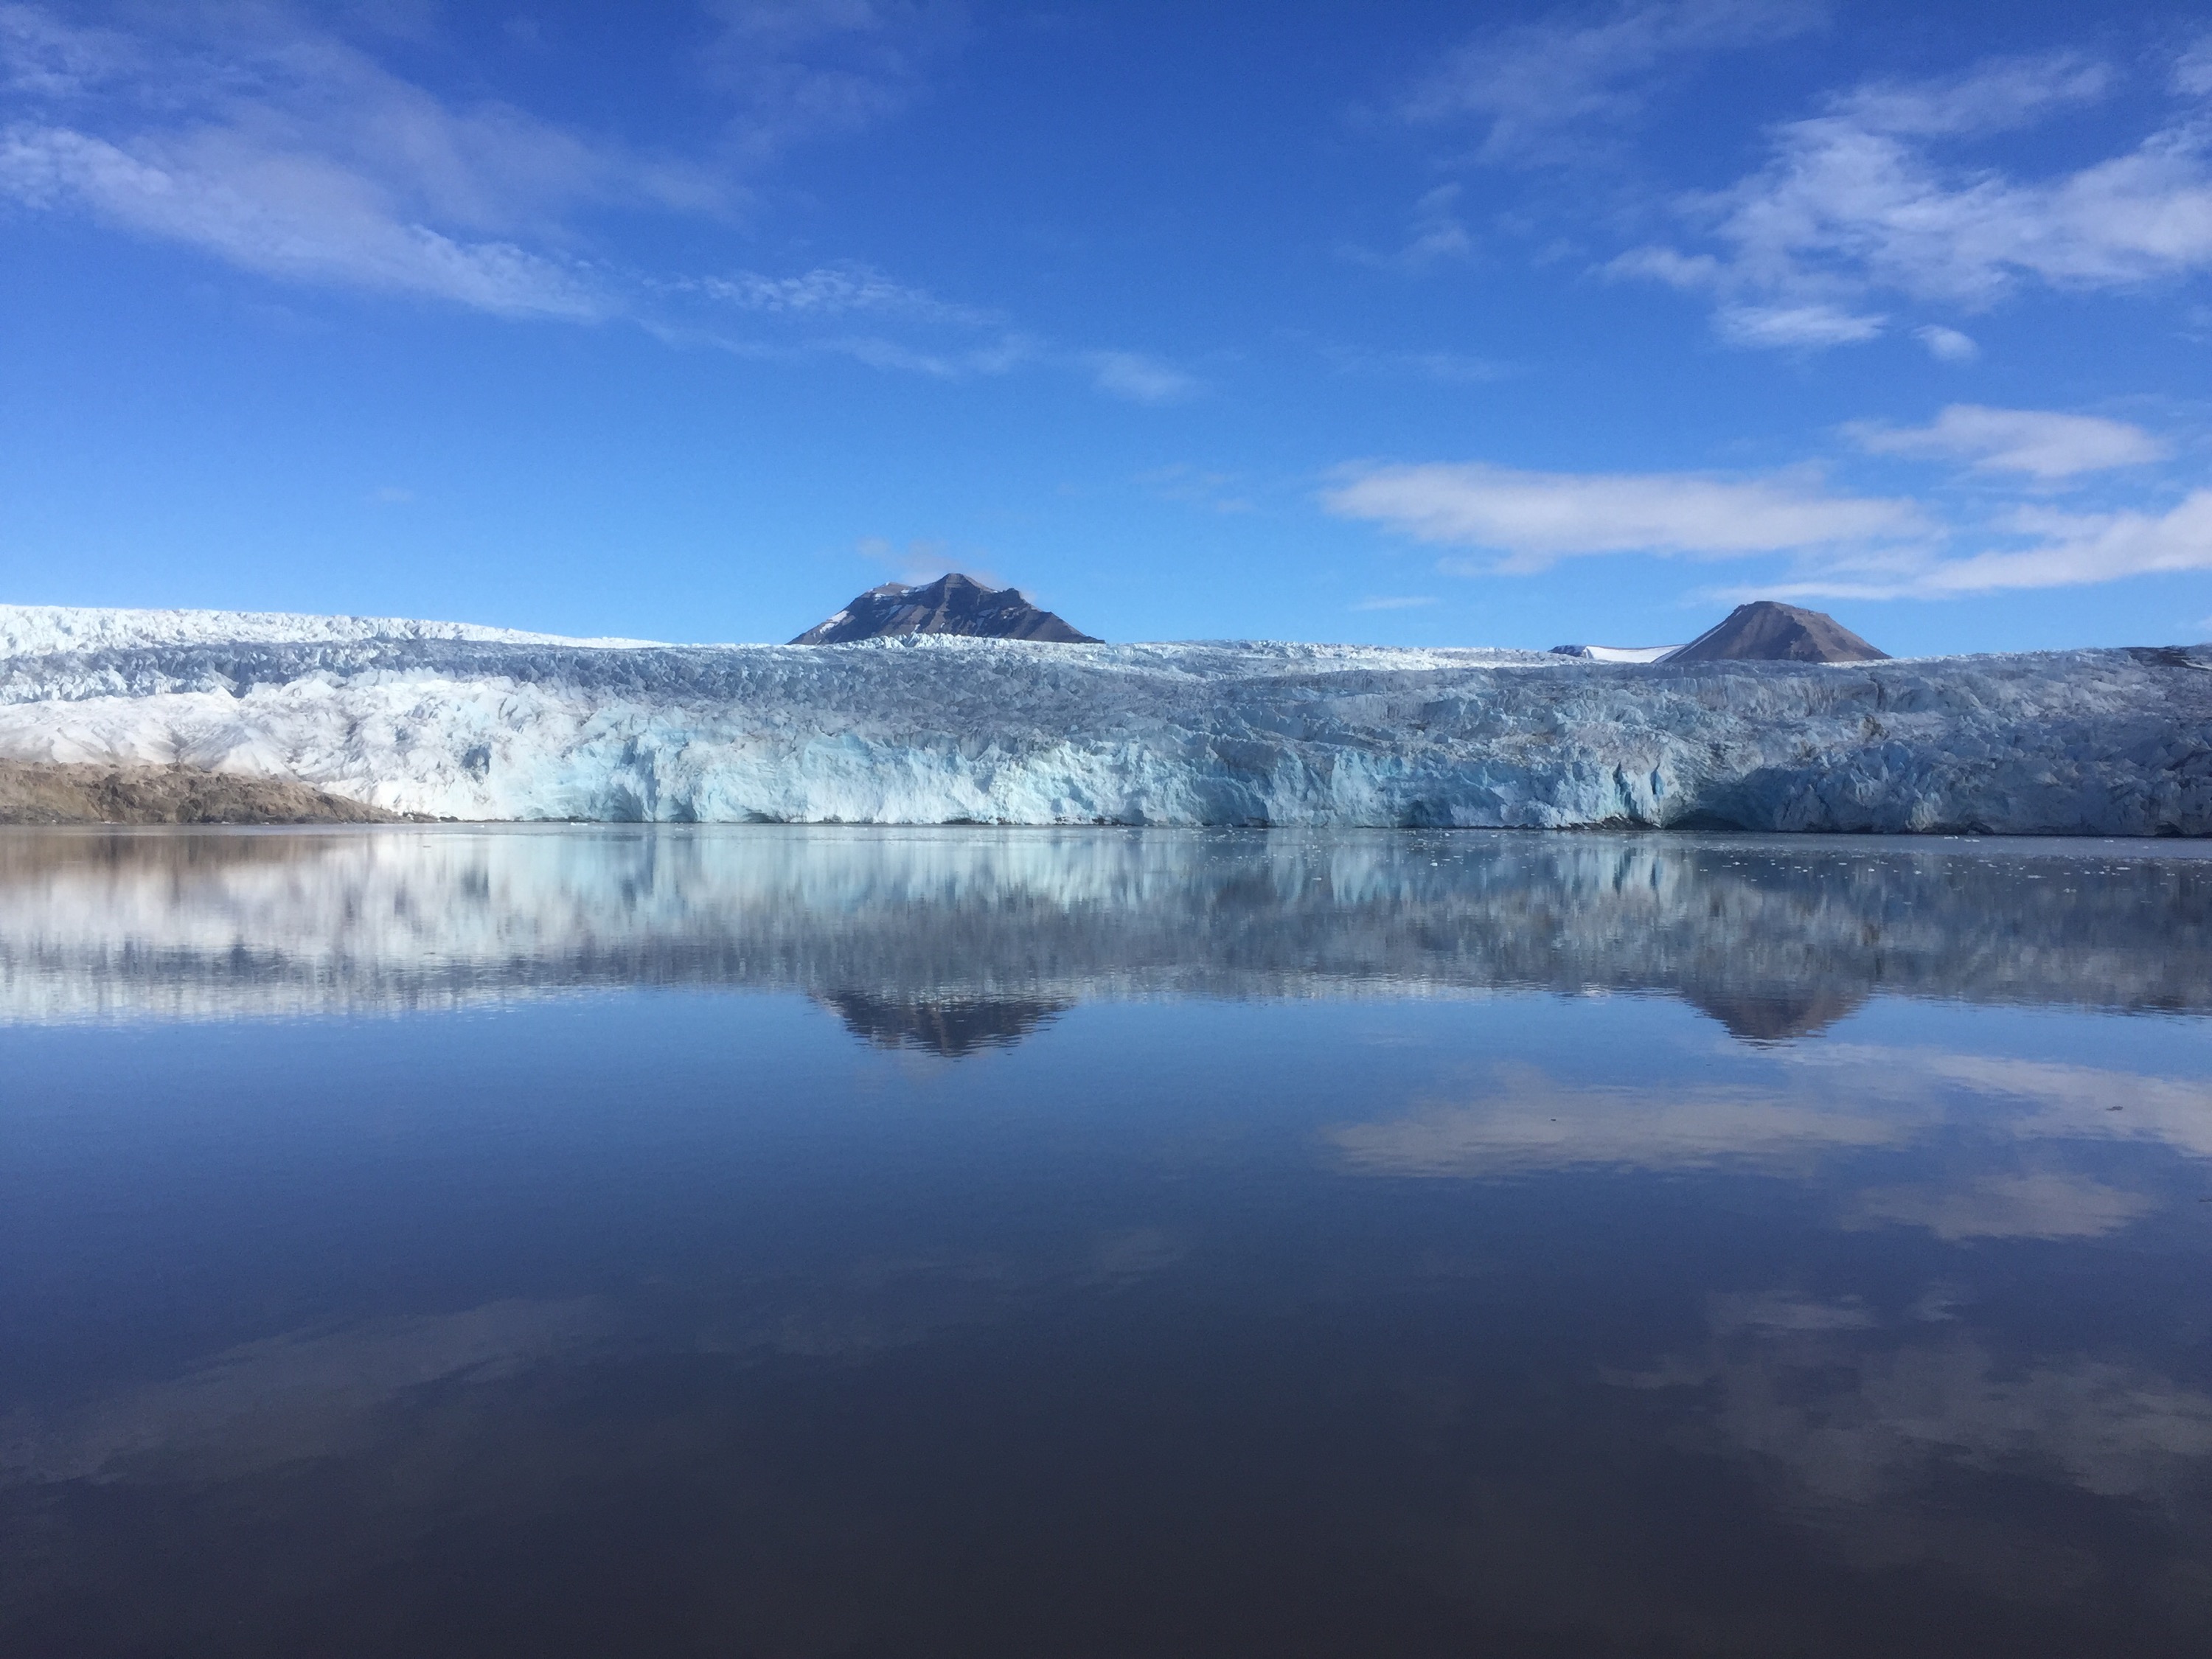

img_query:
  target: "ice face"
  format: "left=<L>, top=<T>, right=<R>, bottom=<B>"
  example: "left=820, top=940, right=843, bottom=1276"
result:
left=0, top=607, right=2206, bottom=833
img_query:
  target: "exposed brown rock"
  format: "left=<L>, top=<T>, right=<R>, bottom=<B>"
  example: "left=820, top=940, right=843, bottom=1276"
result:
left=1666, top=600, right=1889, bottom=664
left=0, top=760, right=411, bottom=824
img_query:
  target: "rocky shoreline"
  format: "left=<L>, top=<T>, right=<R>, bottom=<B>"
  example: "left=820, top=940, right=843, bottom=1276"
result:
left=0, top=760, right=416, bottom=825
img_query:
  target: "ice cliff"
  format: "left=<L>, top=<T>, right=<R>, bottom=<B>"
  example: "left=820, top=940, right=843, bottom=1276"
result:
left=0, top=604, right=2205, bottom=834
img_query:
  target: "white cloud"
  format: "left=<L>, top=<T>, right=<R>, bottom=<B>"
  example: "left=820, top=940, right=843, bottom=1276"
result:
left=0, top=121, right=612, bottom=318
left=1851, top=405, right=2170, bottom=479
left=1332, top=1046, right=2212, bottom=1187
left=1330, top=418, right=2201, bottom=598
left=1321, top=344, right=1511, bottom=383
left=813, top=332, right=1033, bottom=378
left=1714, top=300, right=1885, bottom=347
left=1660, top=1329, right=2212, bottom=1515
left=681, top=308, right=1183, bottom=403
left=1328, top=1079, right=1904, bottom=1177
left=1921, top=491, right=2212, bottom=593
left=1759, top=490, right=2212, bottom=598
left=1615, top=49, right=2212, bottom=348
left=1850, top=1172, right=2158, bottom=1240
left=1085, top=350, right=1200, bottom=403
left=1352, top=595, right=1436, bottom=611
left=0, top=4, right=721, bottom=318
left=1780, top=1046, right=2212, bottom=1160
left=0, top=0, right=131, bottom=98
left=1324, top=461, right=1925, bottom=571
left=1344, top=183, right=1475, bottom=270
left=1914, top=324, right=1978, bottom=361
left=1609, top=252, right=1891, bottom=344
left=1607, top=243, right=1722, bottom=288
left=690, top=262, right=995, bottom=326
left=1399, top=183, right=1475, bottom=264
left=0, top=5, right=1177, bottom=406
left=856, top=535, right=996, bottom=588
left=1708, top=1292, right=1876, bottom=1332
left=698, top=0, right=962, bottom=164
left=1403, top=0, right=1826, bottom=163
left=1827, top=52, right=2111, bottom=138
left=2173, top=32, right=2212, bottom=98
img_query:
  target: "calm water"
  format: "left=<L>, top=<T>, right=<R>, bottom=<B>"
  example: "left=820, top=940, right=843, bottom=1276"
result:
left=1, top=826, right=2209, bottom=1658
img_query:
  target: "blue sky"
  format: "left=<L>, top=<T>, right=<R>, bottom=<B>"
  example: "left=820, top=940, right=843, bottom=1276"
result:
left=2, top=0, right=2209, bottom=653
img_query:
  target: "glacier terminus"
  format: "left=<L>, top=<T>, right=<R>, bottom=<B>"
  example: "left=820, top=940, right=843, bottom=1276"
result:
left=0, top=604, right=2205, bottom=835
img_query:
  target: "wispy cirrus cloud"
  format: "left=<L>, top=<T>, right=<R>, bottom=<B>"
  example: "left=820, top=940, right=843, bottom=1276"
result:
left=0, top=0, right=695, bottom=318
left=1085, top=350, right=1200, bottom=404
left=1613, top=49, right=2212, bottom=349
left=1322, top=344, right=1512, bottom=384
left=1332, top=394, right=2207, bottom=599
left=1402, top=0, right=1826, bottom=164
left=698, top=0, right=967, bottom=165
left=1712, top=300, right=1886, bottom=348
left=1324, top=460, right=1926, bottom=573
left=1847, top=405, right=2170, bottom=480
left=1696, top=490, right=2212, bottom=601
left=0, top=118, right=615, bottom=316
left=0, top=0, right=758, bottom=316
left=0, top=4, right=1186, bottom=402
left=685, top=261, right=998, bottom=326
left=664, top=279, right=1194, bottom=400
left=1789, top=492, right=2212, bottom=599
left=1341, top=183, right=1476, bottom=271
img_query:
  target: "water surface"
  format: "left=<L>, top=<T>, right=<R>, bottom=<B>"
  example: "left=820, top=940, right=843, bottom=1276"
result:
left=2, top=827, right=2208, bottom=1657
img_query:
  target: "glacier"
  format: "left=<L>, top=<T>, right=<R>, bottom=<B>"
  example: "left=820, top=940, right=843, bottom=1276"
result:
left=0, top=603, right=2206, bottom=833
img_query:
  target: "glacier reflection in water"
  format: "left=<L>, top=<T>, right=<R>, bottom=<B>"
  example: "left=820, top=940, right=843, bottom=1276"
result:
left=1, top=826, right=2209, bottom=1658
left=1, top=824, right=2207, bottom=1037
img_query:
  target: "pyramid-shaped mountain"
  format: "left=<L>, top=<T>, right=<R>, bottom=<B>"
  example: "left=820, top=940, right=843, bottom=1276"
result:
left=790, top=573, right=1100, bottom=644
left=1666, top=601, right=1888, bottom=664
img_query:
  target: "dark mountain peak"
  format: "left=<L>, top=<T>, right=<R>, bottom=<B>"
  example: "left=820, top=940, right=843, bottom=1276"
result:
left=790, top=572, right=1101, bottom=645
left=1666, top=600, right=1888, bottom=665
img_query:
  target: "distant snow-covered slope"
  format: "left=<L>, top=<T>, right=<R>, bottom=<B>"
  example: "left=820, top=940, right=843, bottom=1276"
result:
left=0, top=605, right=2205, bottom=833
left=0, top=603, right=657, bottom=657
left=1548, top=644, right=1680, bottom=664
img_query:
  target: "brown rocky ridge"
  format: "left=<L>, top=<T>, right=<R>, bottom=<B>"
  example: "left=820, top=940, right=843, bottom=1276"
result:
left=1666, top=600, right=1889, bottom=664
left=0, top=760, right=417, bottom=824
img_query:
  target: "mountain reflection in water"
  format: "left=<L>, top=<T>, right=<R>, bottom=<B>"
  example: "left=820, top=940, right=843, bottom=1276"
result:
left=1, top=825, right=2208, bottom=1659
left=815, top=991, right=1074, bottom=1055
